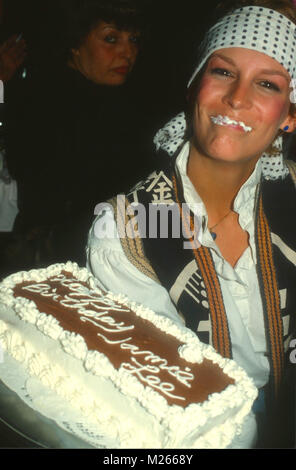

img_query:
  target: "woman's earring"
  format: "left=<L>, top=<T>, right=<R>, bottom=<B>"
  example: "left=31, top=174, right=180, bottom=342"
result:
left=284, top=126, right=289, bottom=131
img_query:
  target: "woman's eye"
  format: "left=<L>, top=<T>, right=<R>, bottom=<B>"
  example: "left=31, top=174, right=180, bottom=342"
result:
left=129, top=35, right=141, bottom=45
left=104, top=35, right=117, bottom=43
left=259, top=80, right=280, bottom=92
left=210, top=67, right=232, bottom=77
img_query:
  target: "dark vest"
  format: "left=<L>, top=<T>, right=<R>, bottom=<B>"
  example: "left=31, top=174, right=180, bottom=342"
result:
left=109, top=159, right=296, bottom=403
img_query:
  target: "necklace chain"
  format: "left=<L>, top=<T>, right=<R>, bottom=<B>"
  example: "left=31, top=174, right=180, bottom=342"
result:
left=209, top=210, right=232, bottom=240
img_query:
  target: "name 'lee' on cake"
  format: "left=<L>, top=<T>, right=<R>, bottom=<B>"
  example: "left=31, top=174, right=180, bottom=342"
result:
left=0, top=262, right=257, bottom=448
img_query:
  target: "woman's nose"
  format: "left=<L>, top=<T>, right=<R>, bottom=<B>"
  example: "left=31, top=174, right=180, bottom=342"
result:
left=118, top=38, right=138, bottom=63
left=222, top=80, right=252, bottom=110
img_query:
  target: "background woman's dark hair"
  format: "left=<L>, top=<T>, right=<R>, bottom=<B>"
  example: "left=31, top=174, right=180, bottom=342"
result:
left=51, top=0, right=147, bottom=63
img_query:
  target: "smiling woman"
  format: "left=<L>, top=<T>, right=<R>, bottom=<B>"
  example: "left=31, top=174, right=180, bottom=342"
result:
left=185, top=0, right=296, bottom=159
left=190, top=48, right=294, bottom=165
left=186, top=45, right=295, bottom=267
left=86, top=0, right=296, bottom=449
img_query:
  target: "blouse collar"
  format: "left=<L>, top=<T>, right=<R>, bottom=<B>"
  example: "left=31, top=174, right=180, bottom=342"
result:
left=175, top=141, right=262, bottom=254
left=175, top=141, right=262, bottom=212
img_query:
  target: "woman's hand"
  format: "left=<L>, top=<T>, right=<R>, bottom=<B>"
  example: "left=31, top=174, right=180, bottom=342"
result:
left=0, top=34, right=27, bottom=82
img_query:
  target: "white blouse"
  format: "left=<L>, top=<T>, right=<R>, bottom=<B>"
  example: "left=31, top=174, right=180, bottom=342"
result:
left=87, top=142, right=270, bottom=390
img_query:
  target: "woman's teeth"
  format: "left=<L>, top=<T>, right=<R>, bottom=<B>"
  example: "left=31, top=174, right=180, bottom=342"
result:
left=211, top=115, right=252, bottom=132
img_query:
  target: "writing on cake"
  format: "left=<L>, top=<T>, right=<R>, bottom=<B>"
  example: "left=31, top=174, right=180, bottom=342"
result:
left=20, top=274, right=194, bottom=401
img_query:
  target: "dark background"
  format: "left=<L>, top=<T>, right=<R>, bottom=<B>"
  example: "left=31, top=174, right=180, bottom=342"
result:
left=0, top=0, right=295, bottom=450
left=0, top=1, right=221, bottom=448
left=1, top=0, right=220, bottom=121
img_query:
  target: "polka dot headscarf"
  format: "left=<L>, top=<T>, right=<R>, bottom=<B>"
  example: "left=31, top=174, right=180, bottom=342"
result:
left=153, top=6, right=295, bottom=180
left=154, top=112, right=187, bottom=156
left=188, top=5, right=296, bottom=86
left=154, top=113, right=289, bottom=179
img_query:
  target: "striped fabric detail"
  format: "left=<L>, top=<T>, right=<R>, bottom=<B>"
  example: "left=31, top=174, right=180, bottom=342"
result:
left=279, top=289, right=287, bottom=310
left=169, top=260, right=199, bottom=304
left=271, top=233, right=296, bottom=267
left=197, top=319, right=212, bottom=346
left=185, top=271, right=208, bottom=306
left=108, top=196, right=160, bottom=284
left=256, top=195, right=284, bottom=397
left=172, top=174, right=232, bottom=359
left=194, top=247, right=232, bottom=358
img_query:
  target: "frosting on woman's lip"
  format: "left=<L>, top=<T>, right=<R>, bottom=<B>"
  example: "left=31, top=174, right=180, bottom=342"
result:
left=210, top=114, right=253, bottom=132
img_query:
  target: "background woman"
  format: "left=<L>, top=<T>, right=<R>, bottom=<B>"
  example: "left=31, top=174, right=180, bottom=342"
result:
left=87, top=0, right=296, bottom=447
left=4, top=0, right=154, bottom=274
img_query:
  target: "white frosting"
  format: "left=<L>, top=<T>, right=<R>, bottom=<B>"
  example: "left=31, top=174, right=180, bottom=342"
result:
left=0, top=262, right=258, bottom=448
left=211, top=115, right=252, bottom=132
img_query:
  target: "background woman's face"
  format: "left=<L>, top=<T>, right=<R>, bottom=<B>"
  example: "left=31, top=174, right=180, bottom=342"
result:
left=192, top=47, right=294, bottom=165
left=71, top=21, right=140, bottom=85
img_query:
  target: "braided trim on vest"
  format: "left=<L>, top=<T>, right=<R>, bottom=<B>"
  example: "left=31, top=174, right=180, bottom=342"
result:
left=172, top=174, right=232, bottom=359
left=108, top=196, right=160, bottom=284
left=256, top=195, right=284, bottom=398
